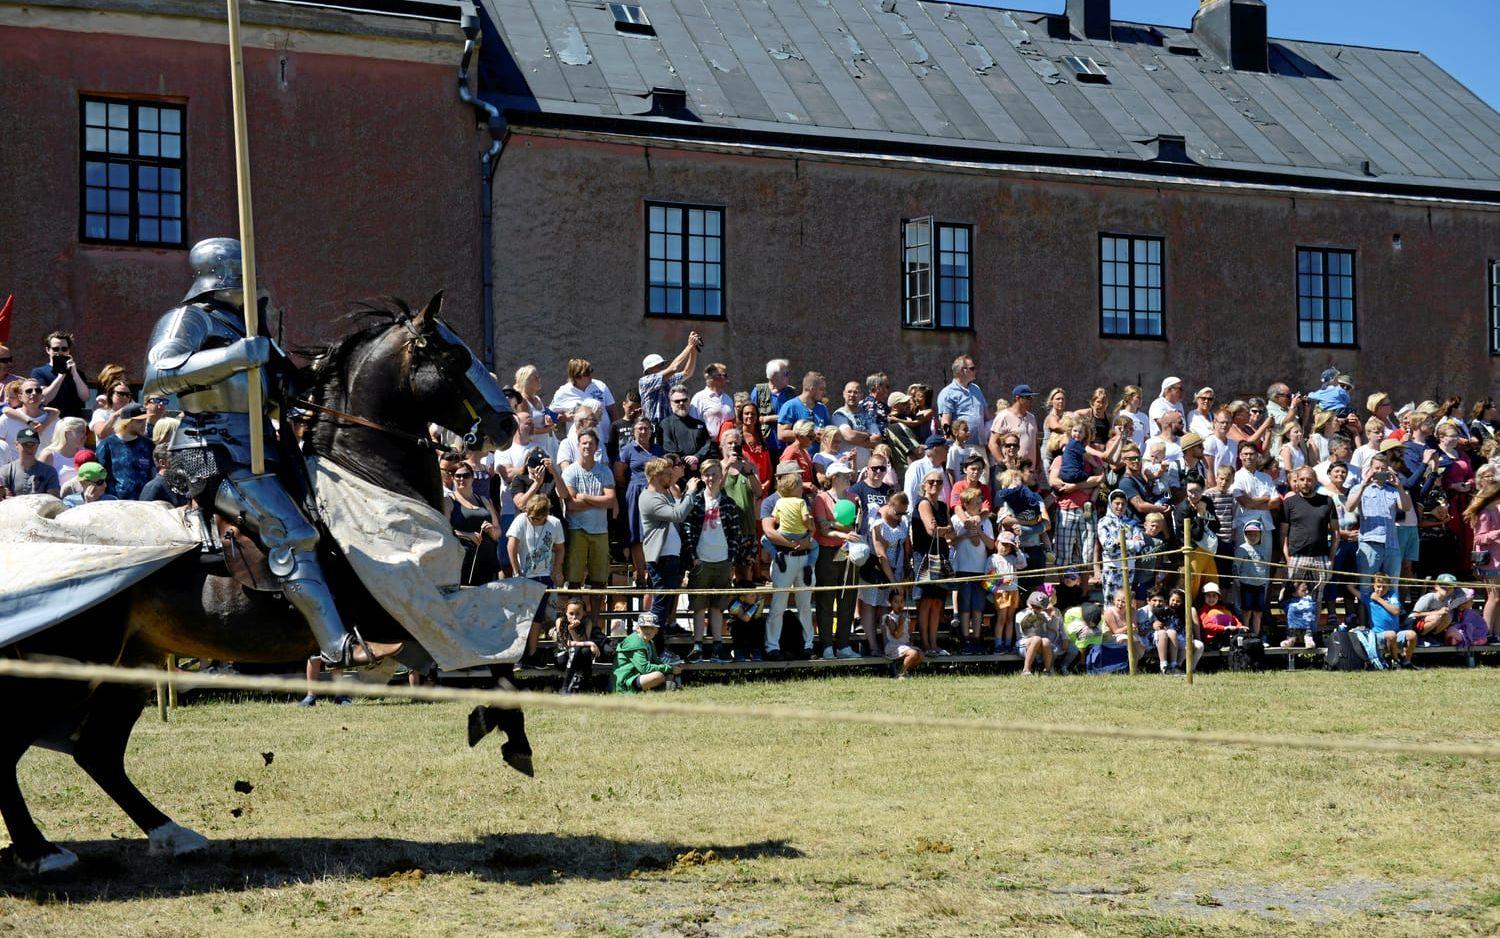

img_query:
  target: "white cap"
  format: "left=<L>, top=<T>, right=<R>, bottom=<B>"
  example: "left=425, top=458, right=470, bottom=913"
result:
left=826, top=461, right=854, bottom=477
left=1202, top=581, right=1221, bottom=594
left=641, top=353, right=665, bottom=372
left=1161, top=376, right=1183, bottom=393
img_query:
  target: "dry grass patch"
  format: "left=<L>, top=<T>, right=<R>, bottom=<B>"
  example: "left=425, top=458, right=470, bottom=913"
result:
left=0, top=669, right=1497, bottom=935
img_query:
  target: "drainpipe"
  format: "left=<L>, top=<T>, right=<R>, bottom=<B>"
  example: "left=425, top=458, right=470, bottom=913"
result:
left=458, top=2, right=504, bottom=367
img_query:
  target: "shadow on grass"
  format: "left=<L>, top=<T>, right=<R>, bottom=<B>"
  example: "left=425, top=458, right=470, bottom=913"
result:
left=0, top=833, right=802, bottom=902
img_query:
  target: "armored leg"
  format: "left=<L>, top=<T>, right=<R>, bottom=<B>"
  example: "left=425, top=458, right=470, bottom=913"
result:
left=216, top=470, right=401, bottom=668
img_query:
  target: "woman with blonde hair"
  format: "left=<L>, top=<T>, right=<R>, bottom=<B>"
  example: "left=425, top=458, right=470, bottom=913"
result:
left=1041, top=387, right=1068, bottom=452
left=1277, top=420, right=1314, bottom=476
left=38, top=416, right=88, bottom=489
left=512, top=364, right=557, bottom=437
left=1114, top=384, right=1147, bottom=449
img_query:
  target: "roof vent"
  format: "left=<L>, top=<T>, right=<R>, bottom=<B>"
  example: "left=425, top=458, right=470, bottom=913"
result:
left=1065, top=0, right=1111, bottom=41
left=1063, top=55, right=1109, bottom=83
left=609, top=3, right=655, bottom=36
left=1145, top=134, right=1192, bottom=163
left=645, top=86, right=691, bottom=118
left=1192, top=0, right=1267, bottom=73
left=1164, top=39, right=1201, bottom=56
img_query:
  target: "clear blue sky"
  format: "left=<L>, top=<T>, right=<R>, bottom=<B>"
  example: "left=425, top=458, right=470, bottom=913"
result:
left=992, top=0, right=1500, bottom=110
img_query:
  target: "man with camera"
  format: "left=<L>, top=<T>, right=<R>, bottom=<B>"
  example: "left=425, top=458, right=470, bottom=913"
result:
left=31, top=331, right=91, bottom=420
left=1347, top=451, right=1412, bottom=620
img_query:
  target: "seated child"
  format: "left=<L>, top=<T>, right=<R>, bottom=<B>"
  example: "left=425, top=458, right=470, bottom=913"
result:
left=883, top=608, right=923, bottom=679
left=1367, top=573, right=1417, bottom=667
left=1137, top=586, right=1184, bottom=673
left=1281, top=580, right=1319, bottom=649
left=1197, top=582, right=1248, bottom=646
left=1064, top=602, right=1104, bottom=651
left=553, top=599, right=609, bottom=695
left=726, top=590, right=767, bottom=662
left=611, top=612, right=680, bottom=693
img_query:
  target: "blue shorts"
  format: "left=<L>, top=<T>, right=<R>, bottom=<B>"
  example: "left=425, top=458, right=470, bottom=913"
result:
left=956, top=578, right=988, bottom=613
left=1238, top=584, right=1268, bottom=613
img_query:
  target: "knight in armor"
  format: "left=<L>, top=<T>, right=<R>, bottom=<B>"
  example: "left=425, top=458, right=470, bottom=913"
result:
left=143, top=238, right=402, bottom=669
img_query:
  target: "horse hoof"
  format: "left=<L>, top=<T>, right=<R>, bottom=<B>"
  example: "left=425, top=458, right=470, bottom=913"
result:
left=500, top=741, right=534, bottom=778
left=21, top=847, right=79, bottom=875
left=467, top=706, right=492, bottom=748
left=148, top=822, right=209, bottom=857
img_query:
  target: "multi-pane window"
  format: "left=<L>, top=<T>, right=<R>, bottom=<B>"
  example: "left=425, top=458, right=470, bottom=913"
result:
left=81, top=98, right=185, bottom=246
left=1100, top=234, right=1163, bottom=338
left=646, top=203, right=723, bottom=318
left=1490, top=260, right=1500, bottom=355
left=902, top=218, right=971, bottom=330
left=1296, top=247, right=1356, bottom=347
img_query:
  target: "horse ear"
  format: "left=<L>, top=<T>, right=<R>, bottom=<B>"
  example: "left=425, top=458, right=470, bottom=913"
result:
left=412, top=291, right=443, bottom=332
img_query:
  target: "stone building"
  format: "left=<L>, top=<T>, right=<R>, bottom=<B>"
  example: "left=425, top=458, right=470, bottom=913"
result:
left=475, top=0, right=1500, bottom=402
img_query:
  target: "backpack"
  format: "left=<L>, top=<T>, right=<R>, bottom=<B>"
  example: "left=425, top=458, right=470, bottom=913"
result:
left=1325, top=628, right=1362, bottom=671
left=1350, top=625, right=1386, bottom=670
left=1084, top=642, right=1130, bottom=675
left=1226, top=634, right=1263, bottom=672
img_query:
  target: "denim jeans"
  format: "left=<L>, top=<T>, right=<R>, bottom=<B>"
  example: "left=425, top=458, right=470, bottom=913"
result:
left=1355, top=539, right=1402, bottom=624
left=647, top=554, right=683, bottom=629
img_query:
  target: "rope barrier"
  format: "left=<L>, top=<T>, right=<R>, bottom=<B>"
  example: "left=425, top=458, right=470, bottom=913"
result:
left=542, top=549, right=1184, bottom=596
left=1197, top=550, right=1497, bottom=592
left=0, top=657, right=1494, bottom=760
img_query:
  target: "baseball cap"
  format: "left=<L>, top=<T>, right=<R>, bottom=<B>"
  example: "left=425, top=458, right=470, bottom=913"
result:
left=924, top=434, right=948, bottom=448
left=1160, top=376, right=1183, bottom=393
left=118, top=402, right=147, bottom=420
left=73, top=448, right=96, bottom=468
left=826, top=461, right=854, bottom=477
left=641, top=353, right=665, bottom=372
left=635, top=612, right=660, bottom=630
left=1026, top=590, right=1049, bottom=608
left=1202, top=581, right=1221, bottom=594
left=1062, top=567, right=1081, bottom=579
left=887, top=391, right=911, bottom=408
left=1435, top=573, right=1459, bottom=585
left=997, top=530, right=1018, bottom=546
left=1012, top=384, right=1035, bottom=398
left=15, top=427, right=40, bottom=445
left=76, top=461, right=106, bottom=483
left=1320, top=367, right=1339, bottom=384
left=1179, top=432, right=1203, bottom=451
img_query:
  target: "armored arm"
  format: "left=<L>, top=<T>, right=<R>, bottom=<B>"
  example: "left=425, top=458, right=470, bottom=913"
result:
left=142, top=305, right=270, bottom=400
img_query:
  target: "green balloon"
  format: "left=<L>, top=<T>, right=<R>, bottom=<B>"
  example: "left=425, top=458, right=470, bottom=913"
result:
left=834, top=499, right=857, bottom=527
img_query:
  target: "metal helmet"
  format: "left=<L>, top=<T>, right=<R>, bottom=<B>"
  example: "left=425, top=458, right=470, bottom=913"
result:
left=182, top=237, right=244, bottom=303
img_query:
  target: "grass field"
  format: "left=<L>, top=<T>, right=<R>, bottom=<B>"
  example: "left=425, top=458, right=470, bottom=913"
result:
left=2, top=668, right=1499, bottom=936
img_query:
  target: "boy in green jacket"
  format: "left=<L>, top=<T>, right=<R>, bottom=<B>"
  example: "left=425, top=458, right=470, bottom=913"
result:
left=612, top=612, right=681, bottom=693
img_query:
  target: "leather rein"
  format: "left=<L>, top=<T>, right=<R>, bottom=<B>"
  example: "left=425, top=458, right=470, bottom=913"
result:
left=291, top=397, right=437, bottom=451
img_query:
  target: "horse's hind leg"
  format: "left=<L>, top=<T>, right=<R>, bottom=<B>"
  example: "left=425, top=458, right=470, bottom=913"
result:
left=0, top=739, right=77, bottom=873
left=72, top=686, right=207, bottom=857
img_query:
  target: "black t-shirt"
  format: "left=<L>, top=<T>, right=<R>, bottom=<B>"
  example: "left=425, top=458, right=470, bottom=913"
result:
left=847, top=479, right=894, bottom=537
left=30, top=364, right=87, bottom=419
left=1283, top=492, right=1335, bottom=557
left=138, top=474, right=188, bottom=507
left=1118, top=473, right=1162, bottom=522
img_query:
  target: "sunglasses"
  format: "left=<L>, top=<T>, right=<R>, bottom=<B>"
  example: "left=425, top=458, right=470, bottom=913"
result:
left=111, top=390, right=132, bottom=397
left=146, top=397, right=167, bottom=405
left=48, top=346, right=70, bottom=353
left=1003, top=442, right=1019, bottom=448
left=22, top=388, right=42, bottom=395
left=453, top=472, right=474, bottom=479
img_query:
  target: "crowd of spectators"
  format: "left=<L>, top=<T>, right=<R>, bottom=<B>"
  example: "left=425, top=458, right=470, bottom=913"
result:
left=5, top=327, right=1499, bottom=692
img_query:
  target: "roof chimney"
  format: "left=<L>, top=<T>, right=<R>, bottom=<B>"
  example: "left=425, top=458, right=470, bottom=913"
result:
left=1066, top=0, right=1111, bottom=41
left=1192, top=0, right=1268, bottom=72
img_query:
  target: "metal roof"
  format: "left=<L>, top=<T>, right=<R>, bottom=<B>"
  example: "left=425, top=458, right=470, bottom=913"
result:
left=475, top=0, right=1500, bottom=197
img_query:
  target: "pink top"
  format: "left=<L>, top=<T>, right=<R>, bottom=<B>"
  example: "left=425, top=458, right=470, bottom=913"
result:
left=1471, top=504, right=1500, bottom=570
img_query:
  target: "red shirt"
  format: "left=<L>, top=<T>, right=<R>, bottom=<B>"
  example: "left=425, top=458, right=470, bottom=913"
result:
left=948, top=479, right=992, bottom=513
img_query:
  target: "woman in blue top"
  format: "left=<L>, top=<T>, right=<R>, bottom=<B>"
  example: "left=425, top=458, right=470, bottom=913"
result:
left=613, top=417, right=663, bottom=587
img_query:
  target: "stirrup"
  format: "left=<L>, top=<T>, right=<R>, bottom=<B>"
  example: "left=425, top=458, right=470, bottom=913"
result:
left=321, top=629, right=398, bottom=670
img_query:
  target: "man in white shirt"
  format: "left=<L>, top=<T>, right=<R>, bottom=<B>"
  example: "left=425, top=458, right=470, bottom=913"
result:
left=688, top=362, right=733, bottom=439
left=549, top=357, right=619, bottom=445
left=1231, top=450, right=1281, bottom=543
left=1201, top=409, right=1238, bottom=477
left=831, top=379, right=880, bottom=470
left=1147, top=376, right=1186, bottom=438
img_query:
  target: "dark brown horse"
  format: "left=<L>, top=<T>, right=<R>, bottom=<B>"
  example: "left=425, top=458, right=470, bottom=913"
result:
left=0, top=293, right=519, bottom=873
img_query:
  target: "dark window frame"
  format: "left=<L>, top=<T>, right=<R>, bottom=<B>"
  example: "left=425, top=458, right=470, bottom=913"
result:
left=1098, top=233, right=1165, bottom=340
left=1489, top=259, right=1500, bottom=356
left=78, top=96, right=187, bottom=248
left=1296, top=246, right=1358, bottom=349
left=901, top=218, right=973, bottom=332
left=643, top=201, right=725, bottom=321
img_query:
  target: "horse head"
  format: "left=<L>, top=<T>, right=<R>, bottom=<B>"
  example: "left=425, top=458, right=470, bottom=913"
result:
left=401, top=291, right=516, bottom=454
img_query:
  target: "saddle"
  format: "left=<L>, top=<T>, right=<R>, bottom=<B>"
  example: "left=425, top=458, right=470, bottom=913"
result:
left=186, top=508, right=277, bottom=592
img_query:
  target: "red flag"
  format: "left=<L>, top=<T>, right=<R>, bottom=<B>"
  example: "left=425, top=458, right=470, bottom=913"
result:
left=0, top=294, right=11, bottom=344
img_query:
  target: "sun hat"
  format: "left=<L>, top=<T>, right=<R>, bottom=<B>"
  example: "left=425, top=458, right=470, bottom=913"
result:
left=1179, top=431, right=1203, bottom=451
left=826, top=461, right=854, bottom=477
left=887, top=391, right=911, bottom=407
left=76, top=461, right=106, bottom=483
left=1367, top=392, right=1390, bottom=412
left=641, top=353, right=665, bottom=372
left=1202, top=581, right=1221, bottom=594
left=1378, top=438, right=1404, bottom=454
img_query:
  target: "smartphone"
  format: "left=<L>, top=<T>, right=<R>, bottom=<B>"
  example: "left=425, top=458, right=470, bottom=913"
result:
left=51, top=354, right=69, bottom=372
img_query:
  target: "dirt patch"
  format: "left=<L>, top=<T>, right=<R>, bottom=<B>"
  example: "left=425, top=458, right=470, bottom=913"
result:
left=914, top=837, right=953, bottom=855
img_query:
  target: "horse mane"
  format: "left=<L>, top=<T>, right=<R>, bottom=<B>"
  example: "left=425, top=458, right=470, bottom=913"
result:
left=296, top=297, right=416, bottom=377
